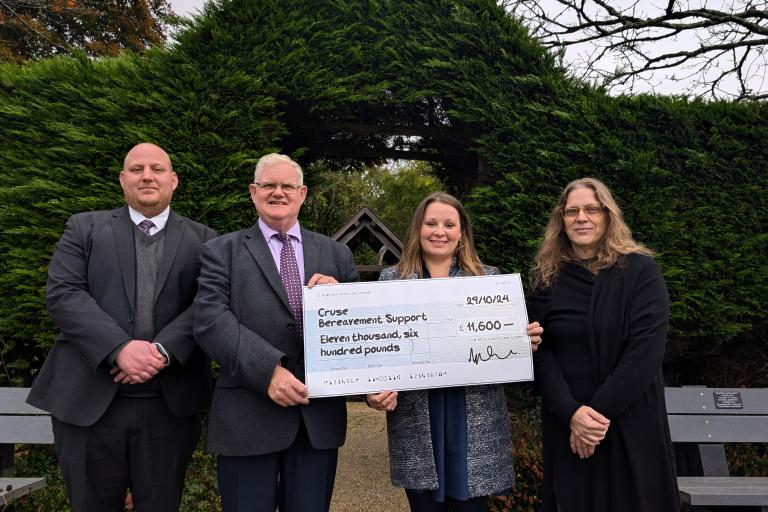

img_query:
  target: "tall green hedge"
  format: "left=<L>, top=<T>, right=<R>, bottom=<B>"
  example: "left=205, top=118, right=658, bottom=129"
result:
left=467, top=92, right=768, bottom=360
left=0, top=0, right=765, bottom=385
left=0, top=52, right=174, bottom=382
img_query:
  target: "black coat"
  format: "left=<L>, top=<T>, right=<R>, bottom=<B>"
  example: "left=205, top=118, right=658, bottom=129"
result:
left=530, top=253, right=680, bottom=512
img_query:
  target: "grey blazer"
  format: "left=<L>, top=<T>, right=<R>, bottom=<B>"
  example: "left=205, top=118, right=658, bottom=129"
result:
left=27, top=206, right=216, bottom=426
left=379, top=263, right=515, bottom=497
left=193, top=223, right=359, bottom=456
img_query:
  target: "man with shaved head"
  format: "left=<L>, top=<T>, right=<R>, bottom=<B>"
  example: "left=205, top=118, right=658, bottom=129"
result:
left=28, top=143, right=216, bottom=511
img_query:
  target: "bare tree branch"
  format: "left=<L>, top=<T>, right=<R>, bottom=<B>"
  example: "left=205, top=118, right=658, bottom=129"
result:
left=0, top=0, right=71, bottom=55
left=513, top=0, right=768, bottom=101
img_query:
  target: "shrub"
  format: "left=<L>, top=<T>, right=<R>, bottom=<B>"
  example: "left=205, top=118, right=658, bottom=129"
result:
left=490, top=393, right=543, bottom=512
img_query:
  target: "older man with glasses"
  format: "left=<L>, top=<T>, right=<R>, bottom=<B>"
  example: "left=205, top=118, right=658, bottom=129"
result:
left=193, top=153, right=359, bottom=512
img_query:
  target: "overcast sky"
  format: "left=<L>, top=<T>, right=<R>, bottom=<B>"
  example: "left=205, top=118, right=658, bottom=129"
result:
left=170, top=0, right=207, bottom=17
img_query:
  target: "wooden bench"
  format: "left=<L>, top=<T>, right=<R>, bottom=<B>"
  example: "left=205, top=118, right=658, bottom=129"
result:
left=0, top=387, right=53, bottom=506
left=666, top=387, right=768, bottom=511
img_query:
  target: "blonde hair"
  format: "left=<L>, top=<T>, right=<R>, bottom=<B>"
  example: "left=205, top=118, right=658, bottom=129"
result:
left=531, top=177, right=652, bottom=289
left=395, top=192, right=485, bottom=278
left=254, top=153, right=304, bottom=185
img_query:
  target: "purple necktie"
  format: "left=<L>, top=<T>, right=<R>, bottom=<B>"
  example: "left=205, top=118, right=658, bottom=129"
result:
left=138, top=219, right=155, bottom=236
left=277, top=232, right=303, bottom=338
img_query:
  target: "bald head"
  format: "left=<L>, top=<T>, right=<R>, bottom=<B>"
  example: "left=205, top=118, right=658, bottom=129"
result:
left=123, top=143, right=172, bottom=172
left=119, top=143, right=178, bottom=218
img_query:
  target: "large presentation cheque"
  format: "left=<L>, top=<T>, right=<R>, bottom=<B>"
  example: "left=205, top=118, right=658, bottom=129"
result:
left=303, top=274, right=533, bottom=397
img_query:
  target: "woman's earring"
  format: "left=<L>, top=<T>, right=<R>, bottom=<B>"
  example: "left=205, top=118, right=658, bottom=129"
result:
left=457, top=237, right=464, bottom=250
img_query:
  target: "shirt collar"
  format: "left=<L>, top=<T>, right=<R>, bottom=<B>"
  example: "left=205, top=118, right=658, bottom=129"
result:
left=128, top=205, right=170, bottom=232
left=258, top=218, right=302, bottom=243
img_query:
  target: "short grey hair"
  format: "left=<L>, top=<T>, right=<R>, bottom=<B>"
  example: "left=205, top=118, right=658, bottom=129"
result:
left=253, top=153, right=304, bottom=185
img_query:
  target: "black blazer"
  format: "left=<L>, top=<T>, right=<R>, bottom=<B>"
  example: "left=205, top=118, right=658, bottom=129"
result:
left=27, top=206, right=216, bottom=426
left=193, top=223, right=359, bottom=456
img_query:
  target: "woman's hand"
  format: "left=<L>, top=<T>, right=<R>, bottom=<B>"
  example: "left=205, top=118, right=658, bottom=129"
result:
left=569, top=405, right=610, bottom=445
left=527, top=321, right=543, bottom=352
left=366, top=391, right=398, bottom=411
left=570, top=431, right=596, bottom=459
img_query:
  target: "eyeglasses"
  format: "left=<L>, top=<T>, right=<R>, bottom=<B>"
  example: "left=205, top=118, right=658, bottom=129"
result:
left=562, top=204, right=605, bottom=219
left=253, top=182, right=304, bottom=194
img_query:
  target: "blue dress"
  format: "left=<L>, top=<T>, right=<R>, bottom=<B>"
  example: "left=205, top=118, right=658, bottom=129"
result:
left=426, top=386, right=470, bottom=501
left=422, top=266, right=470, bottom=502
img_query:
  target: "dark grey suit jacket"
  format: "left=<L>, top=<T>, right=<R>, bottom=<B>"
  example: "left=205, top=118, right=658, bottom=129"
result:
left=193, top=223, right=359, bottom=456
left=27, top=206, right=216, bottom=426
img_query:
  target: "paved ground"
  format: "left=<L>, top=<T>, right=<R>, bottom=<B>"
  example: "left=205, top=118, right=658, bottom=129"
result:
left=331, top=401, right=409, bottom=512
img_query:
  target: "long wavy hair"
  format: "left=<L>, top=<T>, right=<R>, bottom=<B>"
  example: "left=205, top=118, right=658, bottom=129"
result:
left=395, top=192, right=485, bottom=278
left=531, top=177, right=652, bottom=289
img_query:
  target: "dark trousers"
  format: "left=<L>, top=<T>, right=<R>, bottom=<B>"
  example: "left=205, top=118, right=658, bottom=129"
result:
left=405, top=489, right=489, bottom=512
left=52, top=396, right=200, bottom=512
left=217, top=423, right=338, bottom=512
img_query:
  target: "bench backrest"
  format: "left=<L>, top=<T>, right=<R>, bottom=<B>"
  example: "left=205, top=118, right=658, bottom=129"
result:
left=0, top=387, right=53, bottom=445
left=665, top=387, right=768, bottom=444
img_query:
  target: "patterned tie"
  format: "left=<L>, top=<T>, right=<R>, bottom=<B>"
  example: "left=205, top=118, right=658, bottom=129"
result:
left=138, top=219, right=155, bottom=236
left=277, top=232, right=303, bottom=338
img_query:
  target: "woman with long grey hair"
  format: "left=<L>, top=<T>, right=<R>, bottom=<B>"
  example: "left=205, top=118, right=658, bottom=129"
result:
left=530, top=178, right=680, bottom=512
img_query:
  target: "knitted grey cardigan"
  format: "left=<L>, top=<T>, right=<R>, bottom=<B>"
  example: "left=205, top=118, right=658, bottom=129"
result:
left=379, top=263, right=515, bottom=497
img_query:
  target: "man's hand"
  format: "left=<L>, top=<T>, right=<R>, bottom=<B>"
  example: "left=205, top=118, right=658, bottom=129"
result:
left=366, top=391, right=398, bottom=411
left=306, top=273, right=337, bottom=288
left=570, top=405, right=610, bottom=445
left=110, top=367, right=132, bottom=384
left=268, top=365, right=310, bottom=407
left=113, top=339, right=165, bottom=383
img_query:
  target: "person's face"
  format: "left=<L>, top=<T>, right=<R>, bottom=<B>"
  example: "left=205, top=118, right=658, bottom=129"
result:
left=563, top=187, right=607, bottom=259
left=249, top=162, right=307, bottom=232
left=419, top=201, right=462, bottom=262
left=120, top=143, right=177, bottom=218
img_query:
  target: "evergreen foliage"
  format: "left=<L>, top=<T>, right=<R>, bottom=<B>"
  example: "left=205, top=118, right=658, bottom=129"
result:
left=0, top=0, right=766, bottom=508
left=0, top=0, right=765, bottom=389
left=466, top=92, right=768, bottom=359
left=0, top=51, right=171, bottom=383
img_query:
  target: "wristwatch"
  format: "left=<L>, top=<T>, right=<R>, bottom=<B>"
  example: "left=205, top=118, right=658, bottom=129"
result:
left=154, top=342, right=171, bottom=367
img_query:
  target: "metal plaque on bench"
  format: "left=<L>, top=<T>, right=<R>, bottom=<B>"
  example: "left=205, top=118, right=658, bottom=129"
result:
left=713, top=391, right=743, bottom=409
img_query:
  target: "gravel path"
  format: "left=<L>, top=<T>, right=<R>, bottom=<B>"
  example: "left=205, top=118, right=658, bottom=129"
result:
left=331, top=401, right=409, bottom=512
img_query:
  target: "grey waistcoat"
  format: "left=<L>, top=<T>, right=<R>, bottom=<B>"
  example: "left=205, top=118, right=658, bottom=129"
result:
left=118, top=225, right=166, bottom=396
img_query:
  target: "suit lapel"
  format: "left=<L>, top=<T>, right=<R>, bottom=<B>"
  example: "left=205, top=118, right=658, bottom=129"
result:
left=155, top=210, right=184, bottom=301
left=243, top=224, right=292, bottom=314
left=301, top=228, right=320, bottom=285
left=111, top=206, right=136, bottom=312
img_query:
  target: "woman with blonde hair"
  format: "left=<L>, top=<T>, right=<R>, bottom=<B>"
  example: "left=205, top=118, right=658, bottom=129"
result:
left=368, top=192, right=543, bottom=512
left=530, top=178, right=680, bottom=511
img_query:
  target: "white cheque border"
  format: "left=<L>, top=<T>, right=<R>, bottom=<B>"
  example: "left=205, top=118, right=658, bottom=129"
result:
left=302, top=274, right=534, bottom=397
